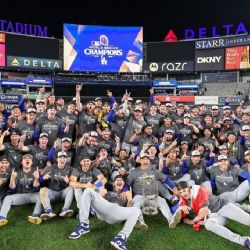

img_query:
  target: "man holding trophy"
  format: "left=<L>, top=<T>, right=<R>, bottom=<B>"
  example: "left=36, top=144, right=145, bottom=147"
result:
left=126, top=153, right=181, bottom=229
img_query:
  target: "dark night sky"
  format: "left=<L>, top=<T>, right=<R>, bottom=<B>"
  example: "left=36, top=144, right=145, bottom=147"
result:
left=1, top=0, right=250, bottom=41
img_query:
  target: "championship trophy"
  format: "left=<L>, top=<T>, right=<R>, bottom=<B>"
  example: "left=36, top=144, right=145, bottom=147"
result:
left=141, top=174, right=158, bottom=216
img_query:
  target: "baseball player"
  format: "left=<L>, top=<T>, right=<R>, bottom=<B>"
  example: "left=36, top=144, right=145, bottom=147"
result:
left=207, top=154, right=250, bottom=212
left=175, top=181, right=250, bottom=249
left=69, top=175, right=140, bottom=250
left=126, top=153, right=181, bottom=230
left=0, top=157, right=10, bottom=209
left=0, top=154, right=42, bottom=226
left=69, top=155, right=107, bottom=210
left=39, top=151, right=74, bottom=220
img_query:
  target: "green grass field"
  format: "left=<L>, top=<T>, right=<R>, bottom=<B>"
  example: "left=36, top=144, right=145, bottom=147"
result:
left=0, top=202, right=250, bottom=250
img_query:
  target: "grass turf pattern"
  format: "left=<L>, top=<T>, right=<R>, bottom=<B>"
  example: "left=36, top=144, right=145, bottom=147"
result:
left=0, top=203, right=249, bottom=250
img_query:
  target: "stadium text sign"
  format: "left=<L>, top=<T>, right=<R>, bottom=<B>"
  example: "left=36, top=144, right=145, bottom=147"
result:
left=0, top=20, right=48, bottom=37
left=185, top=22, right=247, bottom=39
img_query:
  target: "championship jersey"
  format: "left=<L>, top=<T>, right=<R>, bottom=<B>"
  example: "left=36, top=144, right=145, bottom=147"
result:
left=27, top=145, right=49, bottom=170
left=15, top=168, right=38, bottom=193
left=18, top=121, right=35, bottom=145
left=105, top=191, right=127, bottom=207
left=186, top=160, right=208, bottom=184
left=126, top=168, right=166, bottom=196
left=71, top=168, right=101, bottom=184
left=3, top=142, right=23, bottom=170
left=42, top=164, right=73, bottom=191
left=208, top=165, right=242, bottom=194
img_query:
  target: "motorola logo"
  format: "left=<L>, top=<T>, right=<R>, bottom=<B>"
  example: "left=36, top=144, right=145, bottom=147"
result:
left=149, top=62, right=159, bottom=72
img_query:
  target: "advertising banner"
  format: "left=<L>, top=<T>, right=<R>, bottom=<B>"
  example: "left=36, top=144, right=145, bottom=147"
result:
left=218, top=96, right=243, bottom=105
left=0, top=44, right=5, bottom=67
left=195, top=49, right=224, bottom=71
left=145, top=61, right=194, bottom=73
left=7, top=56, right=62, bottom=70
left=64, top=24, right=143, bottom=73
left=195, top=96, right=218, bottom=105
left=144, top=41, right=195, bottom=72
left=195, top=34, right=250, bottom=50
left=0, top=94, right=22, bottom=103
left=225, top=46, right=249, bottom=70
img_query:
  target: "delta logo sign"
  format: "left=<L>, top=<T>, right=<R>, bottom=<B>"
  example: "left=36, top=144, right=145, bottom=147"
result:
left=166, top=22, right=248, bottom=40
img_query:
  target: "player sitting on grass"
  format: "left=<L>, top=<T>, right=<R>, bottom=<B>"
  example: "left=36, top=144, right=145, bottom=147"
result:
left=69, top=175, right=139, bottom=250
left=175, top=181, right=250, bottom=249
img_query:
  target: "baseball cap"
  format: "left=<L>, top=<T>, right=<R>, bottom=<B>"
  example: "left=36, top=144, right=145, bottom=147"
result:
left=0, top=156, right=8, bottom=162
left=177, top=103, right=184, bottom=108
left=181, top=141, right=188, bottom=145
left=140, top=153, right=150, bottom=159
left=218, top=155, right=228, bottom=161
left=223, top=117, right=231, bottom=122
left=242, top=125, right=250, bottom=131
left=22, top=154, right=33, bottom=160
left=62, top=137, right=72, bottom=143
left=165, top=103, right=172, bottom=107
left=211, top=105, right=219, bottom=110
left=223, top=106, right=231, bottom=110
left=219, top=145, right=228, bottom=151
left=86, top=100, right=95, bottom=105
left=36, top=99, right=45, bottom=104
left=135, top=100, right=143, bottom=105
left=245, top=150, right=250, bottom=156
left=26, top=108, right=37, bottom=114
left=57, top=151, right=67, bottom=158
left=165, top=129, right=174, bottom=134
left=191, top=150, right=200, bottom=157
left=134, top=107, right=142, bottom=112
left=176, top=181, right=189, bottom=191
left=72, top=97, right=77, bottom=102
left=127, top=97, right=133, bottom=102
left=184, top=113, right=191, bottom=118
left=39, top=132, right=48, bottom=138
left=89, top=131, right=98, bottom=137
left=95, top=97, right=102, bottom=101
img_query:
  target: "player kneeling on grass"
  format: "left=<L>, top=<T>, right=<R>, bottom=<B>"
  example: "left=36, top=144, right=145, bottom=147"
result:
left=0, top=154, right=43, bottom=226
left=174, top=181, right=250, bottom=249
left=69, top=175, right=140, bottom=250
left=39, top=151, right=74, bottom=220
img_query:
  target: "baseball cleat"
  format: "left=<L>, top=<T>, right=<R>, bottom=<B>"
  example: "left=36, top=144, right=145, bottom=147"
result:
left=0, top=216, right=8, bottom=227
left=110, top=235, right=127, bottom=250
left=69, top=223, right=90, bottom=239
left=245, top=238, right=250, bottom=249
left=40, top=209, right=57, bottom=221
left=135, top=219, right=148, bottom=230
left=27, top=215, right=42, bottom=224
left=59, top=209, right=74, bottom=218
